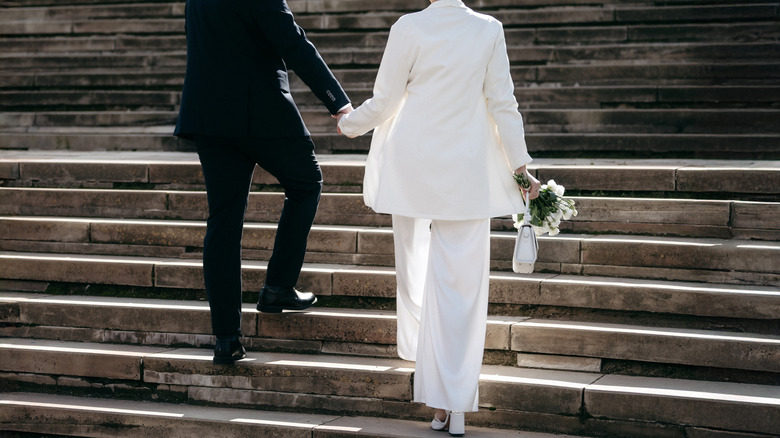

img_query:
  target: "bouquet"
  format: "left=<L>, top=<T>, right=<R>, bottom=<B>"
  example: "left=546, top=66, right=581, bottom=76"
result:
left=513, top=173, right=577, bottom=236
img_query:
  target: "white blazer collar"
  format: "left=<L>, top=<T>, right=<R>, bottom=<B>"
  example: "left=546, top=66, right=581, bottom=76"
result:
left=427, top=0, right=466, bottom=9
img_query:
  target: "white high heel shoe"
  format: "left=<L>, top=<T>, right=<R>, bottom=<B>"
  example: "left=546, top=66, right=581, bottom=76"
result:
left=448, top=411, right=465, bottom=437
left=430, top=410, right=465, bottom=436
left=431, top=410, right=450, bottom=431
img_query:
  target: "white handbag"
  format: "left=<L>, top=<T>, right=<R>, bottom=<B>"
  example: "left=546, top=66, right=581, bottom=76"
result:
left=513, top=191, right=538, bottom=274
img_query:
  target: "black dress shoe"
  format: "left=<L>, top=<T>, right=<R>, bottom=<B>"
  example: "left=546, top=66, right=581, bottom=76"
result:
left=256, top=285, right=317, bottom=313
left=213, top=338, right=246, bottom=365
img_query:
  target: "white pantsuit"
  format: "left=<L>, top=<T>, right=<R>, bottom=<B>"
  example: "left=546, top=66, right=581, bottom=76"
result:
left=338, top=0, right=533, bottom=412
left=393, top=215, right=491, bottom=412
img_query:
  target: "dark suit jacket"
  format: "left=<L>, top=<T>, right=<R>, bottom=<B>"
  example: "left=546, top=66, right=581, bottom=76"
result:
left=174, top=0, right=350, bottom=139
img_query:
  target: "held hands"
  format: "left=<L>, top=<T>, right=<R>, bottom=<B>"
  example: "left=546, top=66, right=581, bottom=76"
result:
left=513, top=166, right=541, bottom=200
left=333, top=104, right=354, bottom=135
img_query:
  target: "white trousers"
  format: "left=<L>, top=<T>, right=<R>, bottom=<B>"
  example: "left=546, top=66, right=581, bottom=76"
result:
left=392, top=215, right=491, bottom=412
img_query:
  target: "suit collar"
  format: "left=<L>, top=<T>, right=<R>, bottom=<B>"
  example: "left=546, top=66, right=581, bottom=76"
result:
left=427, top=0, right=466, bottom=9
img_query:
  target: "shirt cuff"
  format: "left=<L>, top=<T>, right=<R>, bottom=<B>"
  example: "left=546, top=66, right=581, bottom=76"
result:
left=336, top=103, right=352, bottom=114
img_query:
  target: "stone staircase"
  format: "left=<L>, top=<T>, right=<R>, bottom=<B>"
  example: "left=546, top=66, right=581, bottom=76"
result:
left=1, top=0, right=779, bottom=437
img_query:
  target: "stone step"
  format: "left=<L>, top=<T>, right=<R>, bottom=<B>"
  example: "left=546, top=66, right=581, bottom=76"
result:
left=4, top=62, right=779, bottom=93
left=4, top=109, right=778, bottom=135
left=0, top=52, right=187, bottom=71
left=0, top=222, right=778, bottom=288
left=2, top=293, right=778, bottom=370
left=0, top=18, right=185, bottom=36
left=305, top=23, right=780, bottom=47
left=292, top=4, right=780, bottom=32
left=0, top=90, right=181, bottom=110
left=3, top=42, right=777, bottom=74
left=296, top=85, right=780, bottom=111
left=0, top=339, right=777, bottom=436
left=3, top=22, right=779, bottom=57
left=2, top=152, right=778, bottom=199
left=1, top=3, right=775, bottom=35
left=1, top=180, right=778, bottom=239
left=2, top=129, right=778, bottom=159
left=0, top=392, right=559, bottom=438
left=3, top=35, right=776, bottom=69
left=512, top=319, right=780, bottom=373
left=3, top=0, right=777, bottom=9
left=5, top=85, right=780, bottom=112
left=0, top=2, right=183, bottom=21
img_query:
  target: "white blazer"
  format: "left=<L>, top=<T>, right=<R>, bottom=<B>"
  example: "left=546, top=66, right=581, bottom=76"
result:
left=338, top=0, right=532, bottom=220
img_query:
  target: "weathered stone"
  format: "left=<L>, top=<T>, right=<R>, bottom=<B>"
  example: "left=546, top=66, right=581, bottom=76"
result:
left=582, top=263, right=780, bottom=287
left=615, top=4, right=777, bottom=24
left=485, top=319, right=523, bottom=351
left=0, top=217, right=89, bottom=243
left=188, top=385, right=384, bottom=416
left=488, top=273, right=546, bottom=305
left=72, top=19, right=184, bottom=35
left=0, top=392, right=331, bottom=438
left=585, top=375, right=780, bottom=435
left=148, top=163, right=202, bottom=185
left=257, top=308, right=396, bottom=344
left=686, top=427, right=774, bottom=438
left=516, top=353, right=602, bottom=373
left=731, top=201, right=780, bottom=232
left=0, top=252, right=154, bottom=286
left=357, top=228, right=394, bottom=255
left=320, top=341, right=397, bottom=358
left=537, top=166, right=675, bottom=192
left=0, top=338, right=166, bottom=380
left=581, top=235, right=780, bottom=275
left=20, top=162, right=148, bottom=184
left=0, top=188, right=169, bottom=219
left=573, top=197, right=730, bottom=227
left=0, top=162, right=19, bottom=180
left=333, top=266, right=396, bottom=298
left=538, top=275, right=780, bottom=319
left=143, top=349, right=413, bottom=400
left=245, top=337, right=322, bottom=354
left=512, top=320, right=780, bottom=372
left=479, top=365, right=598, bottom=415
left=628, top=22, right=780, bottom=43
left=677, top=168, right=780, bottom=195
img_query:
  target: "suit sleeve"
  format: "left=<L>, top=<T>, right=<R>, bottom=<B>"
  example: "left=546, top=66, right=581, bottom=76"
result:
left=483, top=22, right=532, bottom=170
left=337, top=20, right=413, bottom=138
left=252, top=0, right=350, bottom=115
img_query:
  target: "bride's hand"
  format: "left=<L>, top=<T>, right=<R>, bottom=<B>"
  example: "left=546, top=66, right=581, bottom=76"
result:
left=515, top=166, right=541, bottom=200
left=334, top=104, right=353, bottom=135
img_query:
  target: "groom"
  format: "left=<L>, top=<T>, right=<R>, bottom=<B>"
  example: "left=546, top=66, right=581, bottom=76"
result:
left=174, top=0, right=352, bottom=365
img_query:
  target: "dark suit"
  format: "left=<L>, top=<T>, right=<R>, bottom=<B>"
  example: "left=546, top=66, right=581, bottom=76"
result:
left=174, top=0, right=350, bottom=339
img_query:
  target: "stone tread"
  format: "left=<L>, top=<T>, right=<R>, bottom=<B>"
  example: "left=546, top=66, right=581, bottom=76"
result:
left=1, top=252, right=778, bottom=318
left=0, top=338, right=778, bottom=436
left=0, top=2, right=777, bottom=31
left=2, top=42, right=778, bottom=69
left=3, top=86, right=780, bottom=112
left=0, top=392, right=575, bottom=438
left=2, top=130, right=779, bottom=158
left=3, top=109, right=779, bottom=136
left=1, top=293, right=779, bottom=373
left=1, top=186, right=778, bottom=240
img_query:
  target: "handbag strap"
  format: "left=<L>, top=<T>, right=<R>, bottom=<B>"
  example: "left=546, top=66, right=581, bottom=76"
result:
left=521, top=188, right=531, bottom=225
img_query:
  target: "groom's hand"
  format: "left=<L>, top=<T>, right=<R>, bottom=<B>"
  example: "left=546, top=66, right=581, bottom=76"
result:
left=334, top=104, right=353, bottom=135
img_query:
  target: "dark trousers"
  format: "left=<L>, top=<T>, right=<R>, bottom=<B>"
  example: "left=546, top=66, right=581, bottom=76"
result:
left=194, top=135, right=322, bottom=338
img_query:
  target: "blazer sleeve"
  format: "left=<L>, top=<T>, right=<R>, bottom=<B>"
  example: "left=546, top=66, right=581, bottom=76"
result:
left=338, top=19, right=414, bottom=138
left=483, top=21, right=533, bottom=170
left=251, top=0, right=350, bottom=115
